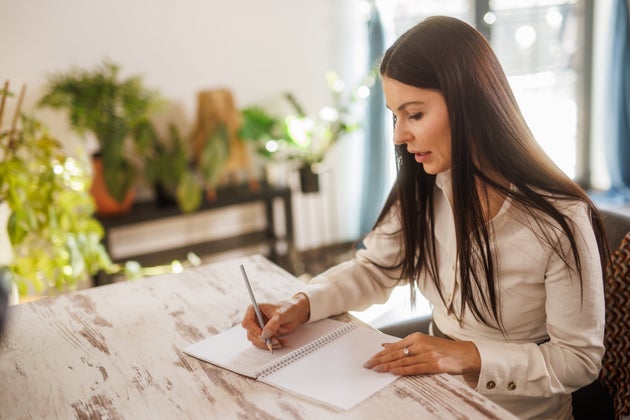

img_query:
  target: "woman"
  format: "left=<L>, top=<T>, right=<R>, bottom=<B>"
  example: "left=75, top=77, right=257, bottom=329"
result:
left=242, top=16, right=607, bottom=419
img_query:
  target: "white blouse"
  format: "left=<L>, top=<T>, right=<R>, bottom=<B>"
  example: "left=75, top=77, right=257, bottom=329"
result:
left=302, top=171, right=605, bottom=420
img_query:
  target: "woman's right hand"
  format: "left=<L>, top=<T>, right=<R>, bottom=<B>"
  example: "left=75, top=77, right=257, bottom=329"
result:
left=241, top=292, right=311, bottom=350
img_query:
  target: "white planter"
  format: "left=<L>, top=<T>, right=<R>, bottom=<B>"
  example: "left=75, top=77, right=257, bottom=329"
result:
left=0, top=202, right=18, bottom=305
left=0, top=201, right=13, bottom=266
left=8, top=281, right=18, bottom=305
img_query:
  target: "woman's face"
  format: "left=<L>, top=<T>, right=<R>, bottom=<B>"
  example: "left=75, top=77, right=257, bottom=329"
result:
left=382, top=76, right=452, bottom=174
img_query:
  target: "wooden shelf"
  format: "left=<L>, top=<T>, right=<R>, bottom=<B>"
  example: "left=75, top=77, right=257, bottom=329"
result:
left=95, top=183, right=295, bottom=285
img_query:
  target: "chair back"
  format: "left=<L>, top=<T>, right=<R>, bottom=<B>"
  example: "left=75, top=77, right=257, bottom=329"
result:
left=601, top=208, right=630, bottom=251
left=599, top=209, right=630, bottom=419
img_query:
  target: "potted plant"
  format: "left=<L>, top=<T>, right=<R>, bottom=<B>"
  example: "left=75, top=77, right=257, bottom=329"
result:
left=133, top=119, right=203, bottom=212
left=38, top=60, right=160, bottom=215
left=239, top=71, right=372, bottom=193
left=238, top=105, right=292, bottom=187
left=0, top=108, right=117, bottom=294
left=0, top=84, right=198, bottom=296
left=284, top=71, right=371, bottom=193
left=198, top=124, right=230, bottom=201
left=239, top=106, right=285, bottom=159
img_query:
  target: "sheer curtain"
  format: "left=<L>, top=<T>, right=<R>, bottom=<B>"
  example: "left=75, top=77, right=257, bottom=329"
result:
left=359, top=1, right=392, bottom=236
left=606, top=0, right=630, bottom=199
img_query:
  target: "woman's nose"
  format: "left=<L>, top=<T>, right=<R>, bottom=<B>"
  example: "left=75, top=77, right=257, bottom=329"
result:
left=393, top=123, right=410, bottom=145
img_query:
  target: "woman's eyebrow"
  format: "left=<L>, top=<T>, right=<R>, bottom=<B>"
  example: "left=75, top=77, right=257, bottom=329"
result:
left=396, top=101, right=426, bottom=111
left=385, top=100, right=426, bottom=112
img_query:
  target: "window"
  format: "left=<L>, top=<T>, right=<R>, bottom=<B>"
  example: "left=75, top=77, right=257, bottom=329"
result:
left=489, top=0, right=587, bottom=179
left=382, top=0, right=590, bottom=180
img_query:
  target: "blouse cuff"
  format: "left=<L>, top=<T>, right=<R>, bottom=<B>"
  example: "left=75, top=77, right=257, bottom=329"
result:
left=474, top=340, right=529, bottom=396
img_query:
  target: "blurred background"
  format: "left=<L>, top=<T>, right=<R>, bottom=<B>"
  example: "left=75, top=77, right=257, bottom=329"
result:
left=0, top=0, right=628, bottom=309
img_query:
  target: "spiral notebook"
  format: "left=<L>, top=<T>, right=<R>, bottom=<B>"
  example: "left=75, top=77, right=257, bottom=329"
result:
left=183, top=318, right=399, bottom=410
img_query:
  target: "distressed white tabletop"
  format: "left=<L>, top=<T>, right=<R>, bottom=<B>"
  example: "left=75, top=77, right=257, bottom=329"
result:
left=0, top=254, right=516, bottom=419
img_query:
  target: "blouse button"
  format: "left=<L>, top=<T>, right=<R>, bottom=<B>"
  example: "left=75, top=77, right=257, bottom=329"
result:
left=486, top=381, right=496, bottom=389
left=507, top=381, right=516, bottom=391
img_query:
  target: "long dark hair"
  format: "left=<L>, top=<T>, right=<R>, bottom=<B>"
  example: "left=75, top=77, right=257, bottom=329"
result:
left=376, top=16, right=608, bottom=330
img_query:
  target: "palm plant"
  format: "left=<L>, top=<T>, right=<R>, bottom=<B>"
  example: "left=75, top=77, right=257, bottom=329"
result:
left=39, top=60, right=160, bottom=203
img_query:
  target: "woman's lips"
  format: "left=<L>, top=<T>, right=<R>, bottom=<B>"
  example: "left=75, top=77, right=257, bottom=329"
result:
left=414, top=151, right=431, bottom=163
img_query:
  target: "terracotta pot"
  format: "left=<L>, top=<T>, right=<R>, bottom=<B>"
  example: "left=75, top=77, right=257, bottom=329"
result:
left=90, top=157, right=135, bottom=217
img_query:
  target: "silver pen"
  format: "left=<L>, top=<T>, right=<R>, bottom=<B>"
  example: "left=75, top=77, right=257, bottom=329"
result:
left=240, top=264, right=274, bottom=353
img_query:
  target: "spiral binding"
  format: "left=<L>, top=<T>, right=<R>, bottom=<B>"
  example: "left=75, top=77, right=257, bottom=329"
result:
left=255, top=322, right=357, bottom=378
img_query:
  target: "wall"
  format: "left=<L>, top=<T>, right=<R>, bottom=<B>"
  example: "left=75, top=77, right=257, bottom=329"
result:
left=0, top=0, right=370, bottom=261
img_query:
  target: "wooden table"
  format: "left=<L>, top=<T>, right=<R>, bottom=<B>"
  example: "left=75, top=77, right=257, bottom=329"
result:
left=0, top=255, right=516, bottom=419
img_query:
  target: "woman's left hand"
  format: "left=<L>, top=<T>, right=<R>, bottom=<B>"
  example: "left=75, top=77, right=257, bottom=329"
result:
left=363, top=332, right=481, bottom=384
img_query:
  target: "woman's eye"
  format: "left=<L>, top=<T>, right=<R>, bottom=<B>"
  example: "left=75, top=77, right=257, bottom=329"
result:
left=409, top=113, right=423, bottom=120
left=392, top=114, right=398, bottom=126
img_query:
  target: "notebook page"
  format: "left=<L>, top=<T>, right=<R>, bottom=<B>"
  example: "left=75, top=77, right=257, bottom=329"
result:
left=259, top=326, right=399, bottom=410
left=183, top=318, right=351, bottom=378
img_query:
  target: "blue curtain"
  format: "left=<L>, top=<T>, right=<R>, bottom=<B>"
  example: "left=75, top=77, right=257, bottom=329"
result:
left=359, top=2, right=388, bottom=235
left=606, top=0, right=630, bottom=199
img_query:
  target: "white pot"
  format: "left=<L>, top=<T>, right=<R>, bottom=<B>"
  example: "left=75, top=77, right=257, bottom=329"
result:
left=0, top=202, right=18, bottom=305
left=7, top=281, right=18, bottom=306
left=0, top=201, right=13, bottom=266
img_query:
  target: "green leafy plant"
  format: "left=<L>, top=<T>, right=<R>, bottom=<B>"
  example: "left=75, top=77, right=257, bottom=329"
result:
left=133, top=119, right=202, bottom=212
left=239, top=70, right=372, bottom=167
left=282, top=71, right=370, bottom=165
left=38, top=60, right=160, bottom=202
left=0, top=114, right=117, bottom=294
left=199, top=124, right=230, bottom=194
left=0, top=85, right=202, bottom=296
left=238, top=106, right=285, bottom=160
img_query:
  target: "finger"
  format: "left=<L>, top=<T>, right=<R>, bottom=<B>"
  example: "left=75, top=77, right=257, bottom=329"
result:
left=247, top=330, right=284, bottom=350
left=263, top=303, right=299, bottom=332
left=370, top=332, right=430, bottom=361
left=390, top=361, right=439, bottom=376
left=371, top=341, right=410, bottom=360
left=364, top=345, right=409, bottom=368
left=246, top=331, right=269, bottom=350
left=258, top=303, right=279, bottom=319
left=369, top=350, right=433, bottom=374
left=244, top=302, right=282, bottom=339
left=261, top=313, right=283, bottom=339
left=241, top=305, right=263, bottom=335
left=261, top=302, right=295, bottom=337
left=267, top=337, right=283, bottom=350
